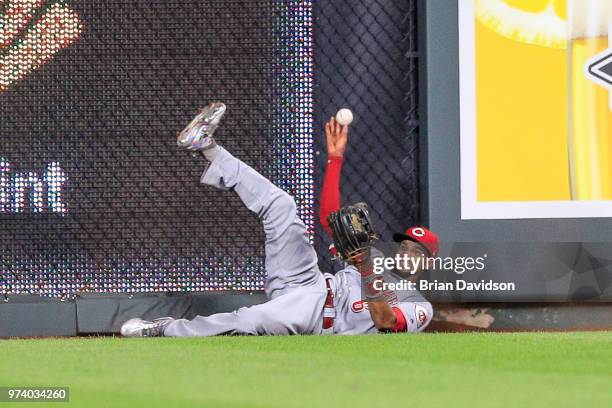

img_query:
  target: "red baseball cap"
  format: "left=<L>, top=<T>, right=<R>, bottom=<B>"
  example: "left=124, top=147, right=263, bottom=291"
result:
left=392, top=226, right=439, bottom=257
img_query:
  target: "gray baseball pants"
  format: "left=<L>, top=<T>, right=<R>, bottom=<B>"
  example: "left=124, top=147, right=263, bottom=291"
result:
left=164, top=147, right=327, bottom=336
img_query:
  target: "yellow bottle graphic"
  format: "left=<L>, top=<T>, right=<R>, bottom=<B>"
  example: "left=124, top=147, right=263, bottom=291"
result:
left=568, top=0, right=612, bottom=200
left=474, top=0, right=570, bottom=202
left=474, top=0, right=612, bottom=202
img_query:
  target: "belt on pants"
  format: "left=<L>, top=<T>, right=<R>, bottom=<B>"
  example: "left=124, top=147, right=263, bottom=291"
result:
left=322, top=278, right=335, bottom=335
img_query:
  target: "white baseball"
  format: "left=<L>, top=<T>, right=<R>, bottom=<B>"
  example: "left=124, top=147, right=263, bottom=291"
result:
left=335, top=108, right=353, bottom=126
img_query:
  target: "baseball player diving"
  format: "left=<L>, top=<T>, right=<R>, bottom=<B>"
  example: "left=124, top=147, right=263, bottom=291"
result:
left=121, top=103, right=435, bottom=337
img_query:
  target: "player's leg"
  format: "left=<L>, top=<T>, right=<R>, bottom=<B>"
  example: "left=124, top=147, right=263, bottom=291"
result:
left=200, top=146, right=325, bottom=298
left=121, top=287, right=325, bottom=337
left=177, top=103, right=325, bottom=300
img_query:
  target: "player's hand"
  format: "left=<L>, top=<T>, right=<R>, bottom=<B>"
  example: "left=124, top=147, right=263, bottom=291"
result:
left=325, top=117, right=348, bottom=158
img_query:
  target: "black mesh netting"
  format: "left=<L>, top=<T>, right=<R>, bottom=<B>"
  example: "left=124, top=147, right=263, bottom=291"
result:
left=314, top=0, right=420, bottom=272
left=0, top=0, right=419, bottom=296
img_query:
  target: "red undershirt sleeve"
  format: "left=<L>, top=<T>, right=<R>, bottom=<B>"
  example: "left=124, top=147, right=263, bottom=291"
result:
left=392, top=307, right=408, bottom=332
left=320, top=156, right=343, bottom=237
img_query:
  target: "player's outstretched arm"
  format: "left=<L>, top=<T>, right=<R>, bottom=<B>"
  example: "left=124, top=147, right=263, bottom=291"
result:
left=328, top=204, right=407, bottom=332
left=320, top=117, right=348, bottom=236
left=352, top=249, right=399, bottom=331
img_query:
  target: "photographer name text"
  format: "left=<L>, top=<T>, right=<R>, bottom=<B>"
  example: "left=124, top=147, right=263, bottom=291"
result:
left=375, top=279, right=516, bottom=292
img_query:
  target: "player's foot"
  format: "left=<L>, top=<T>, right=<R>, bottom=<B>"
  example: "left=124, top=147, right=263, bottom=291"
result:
left=177, top=102, right=226, bottom=151
left=120, top=317, right=174, bottom=337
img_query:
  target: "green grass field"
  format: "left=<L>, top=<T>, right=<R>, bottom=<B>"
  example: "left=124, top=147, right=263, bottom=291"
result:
left=1, top=332, right=611, bottom=407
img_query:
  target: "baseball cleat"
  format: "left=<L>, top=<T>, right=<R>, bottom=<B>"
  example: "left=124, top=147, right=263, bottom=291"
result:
left=120, top=317, right=174, bottom=337
left=177, top=102, right=226, bottom=151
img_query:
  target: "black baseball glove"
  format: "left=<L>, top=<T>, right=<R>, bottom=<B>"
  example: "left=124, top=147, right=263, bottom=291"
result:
left=327, top=202, right=376, bottom=262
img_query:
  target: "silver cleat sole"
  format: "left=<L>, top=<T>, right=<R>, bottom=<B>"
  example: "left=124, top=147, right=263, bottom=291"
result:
left=177, top=102, right=226, bottom=151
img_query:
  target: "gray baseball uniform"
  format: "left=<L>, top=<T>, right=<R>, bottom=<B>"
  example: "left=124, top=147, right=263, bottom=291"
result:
left=163, top=147, right=432, bottom=336
left=327, top=256, right=433, bottom=334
